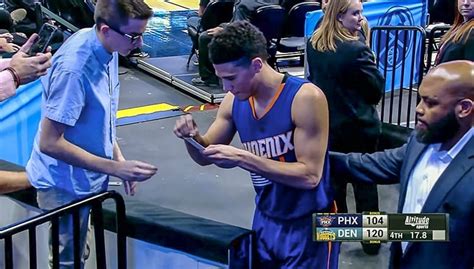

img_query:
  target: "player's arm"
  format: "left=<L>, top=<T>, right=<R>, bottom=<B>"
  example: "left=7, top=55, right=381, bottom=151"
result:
left=175, top=92, right=237, bottom=165
left=207, top=83, right=329, bottom=189
left=200, top=92, right=236, bottom=145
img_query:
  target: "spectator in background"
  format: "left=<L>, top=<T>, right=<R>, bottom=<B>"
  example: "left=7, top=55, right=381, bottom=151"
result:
left=4, top=0, right=37, bottom=36
left=192, top=0, right=279, bottom=86
left=0, top=7, right=27, bottom=32
left=435, top=0, right=474, bottom=65
left=186, top=0, right=210, bottom=30
left=315, top=0, right=369, bottom=42
left=0, top=7, right=28, bottom=50
left=185, top=0, right=211, bottom=63
left=306, top=0, right=384, bottom=255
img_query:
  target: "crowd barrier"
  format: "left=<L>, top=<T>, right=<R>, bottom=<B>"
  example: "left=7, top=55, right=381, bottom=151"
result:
left=0, top=191, right=127, bottom=269
left=371, top=26, right=425, bottom=126
left=424, top=24, right=451, bottom=72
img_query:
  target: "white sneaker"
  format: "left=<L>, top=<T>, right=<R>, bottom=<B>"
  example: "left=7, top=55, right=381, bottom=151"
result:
left=10, top=8, right=27, bottom=24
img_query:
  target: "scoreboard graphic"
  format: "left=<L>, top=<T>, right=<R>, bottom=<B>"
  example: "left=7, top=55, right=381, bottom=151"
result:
left=313, top=212, right=449, bottom=242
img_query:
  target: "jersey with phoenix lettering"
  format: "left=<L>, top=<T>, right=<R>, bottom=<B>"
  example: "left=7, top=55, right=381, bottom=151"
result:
left=232, top=75, right=333, bottom=219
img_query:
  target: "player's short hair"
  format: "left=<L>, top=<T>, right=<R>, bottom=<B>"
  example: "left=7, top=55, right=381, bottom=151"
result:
left=209, top=20, right=269, bottom=67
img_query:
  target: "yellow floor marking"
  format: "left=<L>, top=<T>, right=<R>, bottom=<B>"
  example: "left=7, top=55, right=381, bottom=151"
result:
left=172, top=0, right=199, bottom=9
left=145, top=0, right=185, bottom=11
left=145, top=0, right=198, bottom=11
left=117, top=103, right=179, bottom=118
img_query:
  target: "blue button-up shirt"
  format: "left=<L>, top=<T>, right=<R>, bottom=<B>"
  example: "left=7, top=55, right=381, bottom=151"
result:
left=26, top=27, right=120, bottom=198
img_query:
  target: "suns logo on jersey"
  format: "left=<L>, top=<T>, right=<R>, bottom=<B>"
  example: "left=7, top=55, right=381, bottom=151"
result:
left=241, top=130, right=294, bottom=158
left=242, top=130, right=294, bottom=187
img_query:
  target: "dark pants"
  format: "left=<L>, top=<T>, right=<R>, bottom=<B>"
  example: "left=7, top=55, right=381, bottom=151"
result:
left=197, top=30, right=218, bottom=83
left=331, top=134, right=380, bottom=214
left=252, top=209, right=340, bottom=269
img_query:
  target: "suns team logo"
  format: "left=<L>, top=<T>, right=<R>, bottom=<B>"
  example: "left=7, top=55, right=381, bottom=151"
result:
left=317, top=216, right=335, bottom=227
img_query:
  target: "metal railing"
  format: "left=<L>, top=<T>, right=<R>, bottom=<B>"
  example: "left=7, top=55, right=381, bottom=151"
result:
left=0, top=191, right=126, bottom=269
left=425, top=24, right=451, bottom=72
left=371, top=26, right=426, bottom=128
left=35, top=3, right=80, bottom=33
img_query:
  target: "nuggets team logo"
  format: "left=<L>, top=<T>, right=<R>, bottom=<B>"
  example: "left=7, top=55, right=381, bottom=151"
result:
left=317, top=216, right=335, bottom=227
left=317, top=229, right=336, bottom=241
left=374, top=6, right=415, bottom=70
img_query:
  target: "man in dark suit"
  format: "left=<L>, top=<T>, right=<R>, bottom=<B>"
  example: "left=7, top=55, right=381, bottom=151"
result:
left=330, top=60, right=474, bottom=269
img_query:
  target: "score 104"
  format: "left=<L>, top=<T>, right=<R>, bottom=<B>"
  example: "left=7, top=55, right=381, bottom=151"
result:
left=313, top=213, right=388, bottom=227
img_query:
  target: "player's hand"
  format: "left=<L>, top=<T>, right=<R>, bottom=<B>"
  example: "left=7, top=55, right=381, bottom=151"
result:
left=173, top=114, right=200, bottom=138
left=202, top=144, right=244, bottom=169
left=113, top=160, right=157, bottom=182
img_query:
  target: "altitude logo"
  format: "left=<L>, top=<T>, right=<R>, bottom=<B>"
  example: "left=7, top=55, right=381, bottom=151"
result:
left=404, top=215, right=430, bottom=229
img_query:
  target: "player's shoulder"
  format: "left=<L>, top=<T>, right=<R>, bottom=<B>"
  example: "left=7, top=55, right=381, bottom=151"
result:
left=216, top=92, right=235, bottom=119
left=295, top=80, right=326, bottom=103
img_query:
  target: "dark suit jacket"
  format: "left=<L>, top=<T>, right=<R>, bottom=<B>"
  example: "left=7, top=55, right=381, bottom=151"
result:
left=330, top=135, right=474, bottom=269
left=436, top=29, right=474, bottom=65
left=306, top=39, right=384, bottom=152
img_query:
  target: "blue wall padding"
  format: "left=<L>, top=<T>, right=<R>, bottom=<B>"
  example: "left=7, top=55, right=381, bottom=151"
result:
left=0, top=79, right=42, bottom=166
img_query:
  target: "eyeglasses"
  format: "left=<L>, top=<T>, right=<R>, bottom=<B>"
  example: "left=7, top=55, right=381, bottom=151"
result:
left=106, top=23, right=143, bottom=44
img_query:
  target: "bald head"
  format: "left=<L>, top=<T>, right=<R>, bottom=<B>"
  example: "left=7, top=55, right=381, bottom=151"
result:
left=416, top=61, right=473, bottom=147
left=425, top=60, right=474, bottom=100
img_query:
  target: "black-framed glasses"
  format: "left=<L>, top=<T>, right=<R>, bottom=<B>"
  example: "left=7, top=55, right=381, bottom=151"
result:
left=107, top=23, right=143, bottom=44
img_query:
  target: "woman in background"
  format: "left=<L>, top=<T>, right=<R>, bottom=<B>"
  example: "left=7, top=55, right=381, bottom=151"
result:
left=306, top=0, right=384, bottom=255
left=435, top=0, right=473, bottom=64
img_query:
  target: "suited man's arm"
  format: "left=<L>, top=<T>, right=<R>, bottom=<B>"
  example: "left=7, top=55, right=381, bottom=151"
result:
left=330, top=143, right=406, bottom=185
left=353, top=46, right=385, bottom=105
